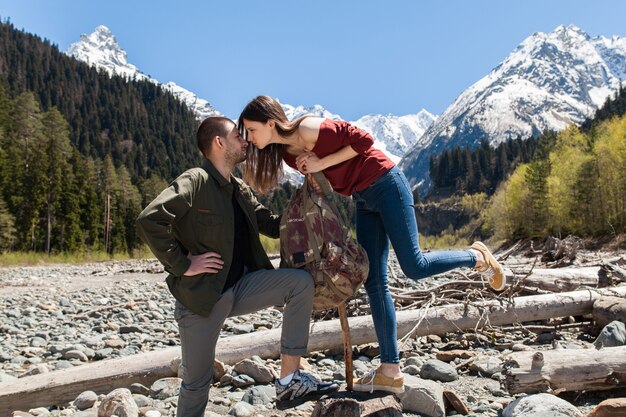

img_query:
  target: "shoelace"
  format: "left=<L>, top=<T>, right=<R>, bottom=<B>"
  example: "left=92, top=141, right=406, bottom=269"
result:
left=362, top=368, right=377, bottom=393
left=299, top=373, right=318, bottom=388
left=482, top=265, right=495, bottom=278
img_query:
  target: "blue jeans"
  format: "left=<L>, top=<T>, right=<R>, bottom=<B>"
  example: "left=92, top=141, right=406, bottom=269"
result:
left=353, top=166, right=476, bottom=364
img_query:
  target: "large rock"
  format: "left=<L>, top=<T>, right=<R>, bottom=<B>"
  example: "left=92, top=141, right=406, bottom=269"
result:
left=233, top=358, right=275, bottom=384
left=22, top=364, right=49, bottom=377
left=397, top=375, right=445, bottom=417
left=74, top=390, right=98, bottom=410
left=150, top=377, right=181, bottom=400
left=98, top=388, right=139, bottom=417
left=594, top=320, right=626, bottom=348
left=228, top=401, right=255, bottom=417
left=502, top=393, right=582, bottom=417
left=241, top=386, right=275, bottom=406
left=213, top=359, right=227, bottom=381
left=420, top=359, right=458, bottom=382
left=587, top=398, right=626, bottom=417
left=469, top=355, right=503, bottom=377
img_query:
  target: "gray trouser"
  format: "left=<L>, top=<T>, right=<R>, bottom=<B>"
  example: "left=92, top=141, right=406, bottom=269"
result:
left=175, top=268, right=314, bottom=417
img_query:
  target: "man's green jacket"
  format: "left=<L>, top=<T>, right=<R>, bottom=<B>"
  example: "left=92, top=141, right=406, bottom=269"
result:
left=136, top=161, right=279, bottom=317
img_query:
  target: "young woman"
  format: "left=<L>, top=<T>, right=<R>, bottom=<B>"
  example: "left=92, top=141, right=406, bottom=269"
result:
left=238, top=95, right=505, bottom=394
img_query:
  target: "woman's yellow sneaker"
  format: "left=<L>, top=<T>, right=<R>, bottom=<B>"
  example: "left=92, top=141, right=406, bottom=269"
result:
left=471, top=241, right=505, bottom=291
left=352, top=367, right=404, bottom=394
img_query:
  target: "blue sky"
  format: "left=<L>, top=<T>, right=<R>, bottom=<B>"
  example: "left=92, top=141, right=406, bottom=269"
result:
left=1, top=0, right=626, bottom=120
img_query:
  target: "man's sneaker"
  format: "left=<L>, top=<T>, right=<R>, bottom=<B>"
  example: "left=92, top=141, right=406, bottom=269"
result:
left=471, top=241, right=506, bottom=291
left=353, top=367, right=404, bottom=394
left=275, top=370, right=339, bottom=402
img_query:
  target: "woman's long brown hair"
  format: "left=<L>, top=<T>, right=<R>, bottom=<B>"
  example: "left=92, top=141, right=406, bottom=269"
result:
left=238, top=95, right=308, bottom=194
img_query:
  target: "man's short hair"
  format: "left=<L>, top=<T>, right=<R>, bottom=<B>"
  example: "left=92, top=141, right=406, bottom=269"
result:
left=197, top=117, right=235, bottom=157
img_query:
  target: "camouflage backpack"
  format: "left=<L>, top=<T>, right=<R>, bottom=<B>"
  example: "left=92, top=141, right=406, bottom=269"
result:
left=280, top=173, right=369, bottom=311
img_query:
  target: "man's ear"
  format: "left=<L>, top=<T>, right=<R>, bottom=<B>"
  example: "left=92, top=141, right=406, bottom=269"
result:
left=214, top=135, right=224, bottom=149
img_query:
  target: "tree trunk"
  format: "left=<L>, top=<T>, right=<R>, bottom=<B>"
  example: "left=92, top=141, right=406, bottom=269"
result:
left=2, top=286, right=625, bottom=415
left=504, top=345, right=626, bottom=394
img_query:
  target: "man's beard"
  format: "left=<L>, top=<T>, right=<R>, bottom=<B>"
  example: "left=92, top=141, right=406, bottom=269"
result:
left=225, top=148, right=248, bottom=166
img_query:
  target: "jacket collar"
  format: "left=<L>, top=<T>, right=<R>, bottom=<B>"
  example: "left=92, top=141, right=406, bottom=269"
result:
left=203, top=159, right=232, bottom=188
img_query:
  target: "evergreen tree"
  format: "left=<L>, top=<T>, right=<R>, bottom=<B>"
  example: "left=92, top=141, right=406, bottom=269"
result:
left=4, top=92, right=47, bottom=250
left=523, top=159, right=550, bottom=237
left=41, top=107, right=72, bottom=253
left=100, top=156, right=118, bottom=253
left=115, top=164, right=141, bottom=254
left=75, top=154, right=101, bottom=249
left=58, top=161, right=83, bottom=252
left=0, top=83, right=11, bottom=133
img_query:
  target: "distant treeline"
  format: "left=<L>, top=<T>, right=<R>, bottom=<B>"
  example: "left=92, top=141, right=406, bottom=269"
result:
left=486, top=86, right=626, bottom=239
left=429, top=137, right=539, bottom=196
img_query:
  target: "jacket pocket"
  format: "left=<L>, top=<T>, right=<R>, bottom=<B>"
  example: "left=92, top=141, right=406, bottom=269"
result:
left=197, top=210, right=224, bottom=226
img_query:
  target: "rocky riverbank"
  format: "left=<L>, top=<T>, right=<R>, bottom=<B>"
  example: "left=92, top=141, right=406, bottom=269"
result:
left=1, top=245, right=625, bottom=417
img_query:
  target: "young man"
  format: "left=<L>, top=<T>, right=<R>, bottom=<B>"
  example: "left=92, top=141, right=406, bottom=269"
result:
left=136, top=117, right=338, bottom=417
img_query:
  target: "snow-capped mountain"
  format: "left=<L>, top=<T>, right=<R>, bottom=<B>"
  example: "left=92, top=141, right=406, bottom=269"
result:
left=282, top=103, right=343, bottom=122
left=353, top=110, right=437, bottom=164
left=400, top=24, right=626, bottom=191
left=66, top=25, right=220, bottom=120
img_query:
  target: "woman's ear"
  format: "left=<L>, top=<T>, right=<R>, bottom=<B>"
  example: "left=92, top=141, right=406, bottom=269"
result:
left=268, top=120, right=275, bottom=129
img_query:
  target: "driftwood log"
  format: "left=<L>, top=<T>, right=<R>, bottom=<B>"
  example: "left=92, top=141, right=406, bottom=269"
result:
left=504, top=345, right=626, bottom=394
left=513, top=266, right=609, bottom=291
left=1, top=286, right=626, bottom=415
left=593, top=295, right=626, bottom=328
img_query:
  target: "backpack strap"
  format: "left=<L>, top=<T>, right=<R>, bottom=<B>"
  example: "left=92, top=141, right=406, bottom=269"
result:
left=301, top=176, right=324, bottom=264
left=309, top=172, right=333, bottom=199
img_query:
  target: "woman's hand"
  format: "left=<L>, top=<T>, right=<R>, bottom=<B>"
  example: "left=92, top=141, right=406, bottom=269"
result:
left=184, top=252, right=223, bottom=276
left=295, top=152, right=325, bottom=174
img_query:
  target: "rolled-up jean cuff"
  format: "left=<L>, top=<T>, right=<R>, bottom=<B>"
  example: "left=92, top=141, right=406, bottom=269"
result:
left=281, top=347, right=307, bottom=356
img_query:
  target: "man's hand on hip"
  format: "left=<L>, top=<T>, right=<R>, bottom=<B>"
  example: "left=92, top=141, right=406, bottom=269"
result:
left=184, top=252, right=224, bottom=276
